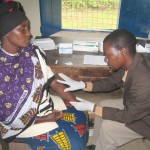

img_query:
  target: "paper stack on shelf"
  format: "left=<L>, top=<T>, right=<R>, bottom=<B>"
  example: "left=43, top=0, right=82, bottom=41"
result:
left=145, top=43, right=150, bottom=50
left=99, top=40, right=104, bottom=52
left=33, top=38, right=55, bottom=50
left=136, top=44, right=150, bottom=53
left=136, top=39, right=150, bottom=53
left=84, top=55, right=107, bottom=65
left=59, top=43, right=73, bottom=54
left=73, top=40, right=99, bottom=52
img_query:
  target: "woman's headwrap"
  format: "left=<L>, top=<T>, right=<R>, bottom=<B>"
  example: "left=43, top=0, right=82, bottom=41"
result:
left=0, top=0, right=28, bottom=38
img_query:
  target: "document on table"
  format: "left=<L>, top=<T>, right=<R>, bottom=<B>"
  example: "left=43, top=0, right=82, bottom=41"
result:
left=33, top=38, right=55, bottom=50
left=84, top=55, right=107, bottom=65
left=73, top=40, right=99, bottom=52
left=59, top=43, right=73, bottom=54
left=136, top=44, right=150, bottom=53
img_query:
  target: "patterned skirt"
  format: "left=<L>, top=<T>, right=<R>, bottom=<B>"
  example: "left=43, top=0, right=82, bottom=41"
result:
left=18, top=106, right=89, bottom=150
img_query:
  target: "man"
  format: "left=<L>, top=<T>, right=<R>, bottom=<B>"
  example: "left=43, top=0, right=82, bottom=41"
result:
left=57, top=29, right=150, bottom=150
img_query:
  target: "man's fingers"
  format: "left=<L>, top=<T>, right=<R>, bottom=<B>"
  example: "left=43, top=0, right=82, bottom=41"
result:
left=70, top=102, right=78, bottom=107
left=70, top=102, right=83, bottom=111
left=70, top=102, right=76, bottom=105
left=57, top=79, right=67, bottom=84
left=64, top=88, right=72, bottom=92
left=58, top=73, right=70, bottom=80
left=76, top=97, right=86, bottom=102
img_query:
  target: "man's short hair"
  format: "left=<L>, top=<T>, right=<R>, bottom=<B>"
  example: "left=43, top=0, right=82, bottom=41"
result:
left=104, top=29, right=136, bottom=56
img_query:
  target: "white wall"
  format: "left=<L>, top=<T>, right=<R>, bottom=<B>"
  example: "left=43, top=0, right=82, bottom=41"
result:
left=17, top=0, right=41, bottom=37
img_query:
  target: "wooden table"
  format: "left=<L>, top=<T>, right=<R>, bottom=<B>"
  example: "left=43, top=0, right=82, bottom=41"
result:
left=45, top=50, right=111, bottom=82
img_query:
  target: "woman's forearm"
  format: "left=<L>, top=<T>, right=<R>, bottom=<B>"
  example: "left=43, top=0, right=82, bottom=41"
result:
left=34, top=110, right=62, bottom=124
left=34, top=115, right=49, bottom=124
left=51, top=79, right=77, bottom=101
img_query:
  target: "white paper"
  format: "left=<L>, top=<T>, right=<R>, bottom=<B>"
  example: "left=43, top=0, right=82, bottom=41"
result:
left=84, top=55, right=107, bottom=65
left=136, top=44, right=150, bottom=53
left=73, top=40, right=99, bottom=52
left=65, top=62, right=73, bottom=66
left=33, top=38, right=55, bottom=50
left=99, top=41, right=103, bottom=52
left=145, top=43, right=150, bottom=50
left=59, top=43, right=73, bottom=54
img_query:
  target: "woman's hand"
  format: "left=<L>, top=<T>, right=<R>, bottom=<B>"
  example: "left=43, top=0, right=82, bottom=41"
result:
left=46, top=110, right=62, bottom=122
left=35, top=110, right=62, bottom=124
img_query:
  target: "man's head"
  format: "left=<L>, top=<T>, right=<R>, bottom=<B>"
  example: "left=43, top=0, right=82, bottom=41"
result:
left=103, top=29, right=136, bottom=71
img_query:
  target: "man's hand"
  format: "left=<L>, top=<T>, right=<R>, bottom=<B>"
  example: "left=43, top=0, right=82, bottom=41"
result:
left=70, top=97, right=95, bottom=111
left=57, top=73, right=85, bottom=92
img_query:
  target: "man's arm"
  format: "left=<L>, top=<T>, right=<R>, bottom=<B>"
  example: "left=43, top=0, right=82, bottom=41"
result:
left=70, top=97, right=103, bottom=117
left=87, top=69, right=125, bottom=92
left=57, top=69, right=124, bottom=93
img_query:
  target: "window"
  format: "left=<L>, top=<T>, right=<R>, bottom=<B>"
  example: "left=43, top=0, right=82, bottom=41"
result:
left=62, top=0, right=120, bottom=31
left=40, top=0, right=150, bottom=38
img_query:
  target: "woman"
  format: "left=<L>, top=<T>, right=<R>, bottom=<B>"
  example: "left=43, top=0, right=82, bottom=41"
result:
left=0, top=1, right=89, bottom=150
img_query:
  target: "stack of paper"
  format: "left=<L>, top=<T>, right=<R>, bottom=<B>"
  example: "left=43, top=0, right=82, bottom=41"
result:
left=59, top=43, right=73, bottom=54
left=99, top=40, right=104, bottom=52
left=136, top=44, right=150, bottom=53
left=33, top=38, right=55, bottom=50
left=84, top=55, right=107, bottom=65
left=145, top=43, right=150, bottom=50
left=73, top=40, right=99, bottom=52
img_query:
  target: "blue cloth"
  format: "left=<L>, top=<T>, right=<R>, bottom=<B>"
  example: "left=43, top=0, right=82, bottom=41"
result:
left=18, top=106, right=89, bottom=150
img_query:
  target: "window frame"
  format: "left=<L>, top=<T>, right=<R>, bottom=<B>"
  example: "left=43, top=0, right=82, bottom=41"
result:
left=40, top=0, right=150, bottom=38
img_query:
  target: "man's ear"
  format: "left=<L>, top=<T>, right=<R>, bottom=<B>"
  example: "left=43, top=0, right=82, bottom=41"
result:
left=121, top=48, right=128, bottom=56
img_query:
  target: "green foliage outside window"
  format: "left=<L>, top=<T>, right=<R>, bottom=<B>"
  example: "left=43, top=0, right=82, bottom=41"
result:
left=62, top=0, right=120, bottom=30
left=62, top=0, right=119, bottom=10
